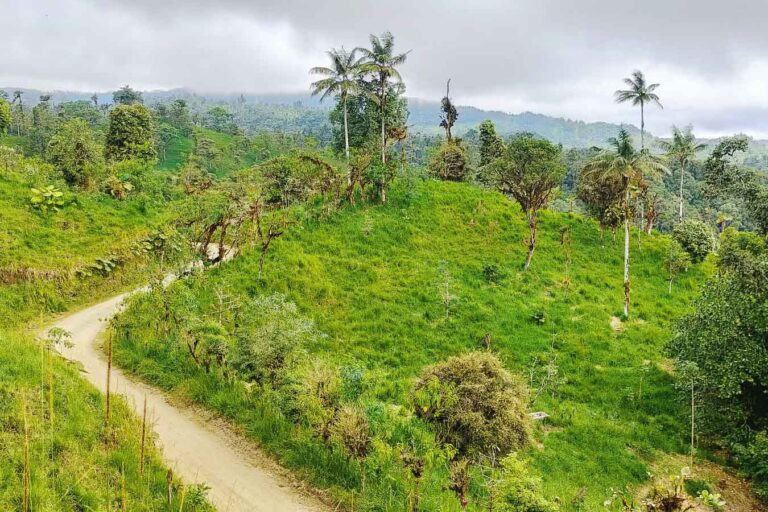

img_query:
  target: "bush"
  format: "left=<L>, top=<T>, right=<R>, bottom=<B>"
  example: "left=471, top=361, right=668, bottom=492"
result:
left=493, top=455, right=556, bottom=512
left=672, top=219, right=714, bottom=262
left=428, top=141, right=470, bottom=182
left=231, top=294, right=316, bottom=386
left=330, top=405, right=371, bottom=460
left=734, top=432, right=768, bottom=500
left=412, top=351, right=530, bottom=458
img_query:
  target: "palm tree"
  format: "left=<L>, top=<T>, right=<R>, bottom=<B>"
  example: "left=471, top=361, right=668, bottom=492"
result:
left=357, top=32, right=408, bottom=165
left=310, top=47, right=361, bottom=161
left=11, top=90, right=23, bottom=136
left=615, top=70, right=662, bottom=150
left=583, top=129, right=667, bottom=317
left=660, top=126, right=706, bottom=221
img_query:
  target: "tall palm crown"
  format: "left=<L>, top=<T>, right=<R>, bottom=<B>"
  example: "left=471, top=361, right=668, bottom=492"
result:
left=356, top=32, right=408, bottom=164
left=660, top=126, right=706, bottom=220
left=584, top=129, right=666, bottom=192
left=310, top=47, right=362, bottom=161
left=309, top=47, right=361, bottom=102
left=614, top=70, right=662, bottom=149
left=356, top=32, right=408, bottom=94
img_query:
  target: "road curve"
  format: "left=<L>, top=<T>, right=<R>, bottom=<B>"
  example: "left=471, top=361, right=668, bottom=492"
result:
left=53, top=290, right=327, bottom=512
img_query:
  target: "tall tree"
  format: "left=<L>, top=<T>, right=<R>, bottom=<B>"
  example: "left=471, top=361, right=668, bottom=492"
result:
left=47, top=119, right=104, bottom=188
left=582, top=129, right=666, bottom=316
left=439, top=79, right=458, bottom=141
left=11, top=90, right=24, bottom=136
left=30, top=95, right=56, bottom=156
left=614, top=70, right=662, bottom=149
left=488, top=133, right=566, bottom=270
left=310, top=47, right=361, bottom=161
left=0, top=98, right=10, bottom=136
left=113, top=85, right=143, bottom=105
left=660, top=126, right=706, bottom=221
left=357, top=32, right=408, bottom=164
left=478, top=120, right=505, bottom=166
left=105, top=104, right=156, bottom=162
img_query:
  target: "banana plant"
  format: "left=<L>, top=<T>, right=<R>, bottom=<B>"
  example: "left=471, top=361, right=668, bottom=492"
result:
left=30, top=185, right=65, bottom=213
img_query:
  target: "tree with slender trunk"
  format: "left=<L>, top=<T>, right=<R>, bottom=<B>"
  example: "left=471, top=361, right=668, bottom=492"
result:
left=615, top=70, right=662, bottom=150
left=357, top=32, right=408, bottom=165
left=660, top=126, right=706, bottom=221
left=310, top=47, right=361, bottom=161
left=11, top=90, right=24, bottom=136
left=582, top=129, right=667, bottom=317
left=488, top=133, right=566, bottom=270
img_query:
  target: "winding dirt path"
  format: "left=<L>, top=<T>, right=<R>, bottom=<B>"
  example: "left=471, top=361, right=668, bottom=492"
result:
left=53, top=290, right=328, bottom=512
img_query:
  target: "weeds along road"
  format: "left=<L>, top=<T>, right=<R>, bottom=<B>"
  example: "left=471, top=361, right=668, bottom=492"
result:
left=52, top=285, right=328, bottom=512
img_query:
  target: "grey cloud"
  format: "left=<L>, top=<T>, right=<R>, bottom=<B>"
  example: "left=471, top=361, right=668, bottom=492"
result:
left=3, top=0, right=768, bottom=136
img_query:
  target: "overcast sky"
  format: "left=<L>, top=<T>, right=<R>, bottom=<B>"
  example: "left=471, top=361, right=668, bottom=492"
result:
left=2, top=0, right=768, bottom=137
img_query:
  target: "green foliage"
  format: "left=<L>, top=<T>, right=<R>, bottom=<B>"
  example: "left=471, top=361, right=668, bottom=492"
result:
left=329, top=405, right=371, bottom=460
left=105, top=103, right=156, bottom=163
left=231, top=294, right=316, bottom=387
left=671, top=219, right=713, bottom=263
left=668, top=229, right=767, bottom=437
left=734, top=432, right=768, bottom=500
left=0, top=98, right=11, bottom=135
left=488, top=134, right=566, bottom=212
left=104, top=175, right=134, bottom=200
left=492, top=455, right=556, bottom=512
left=56, top=100, right=103, bottom=127
left=0, top=330, right=213, bottom=511
left=413, top=351, right=530, bottom=459
left=113, top=84, right=143, bottom=105
left=428, top=140, right=470, bottom=182
left=46, top=118, right=104, bottom=188
left=29, top=185, right=64, bottom=213
left=204, top=106, right=236, bottom=134
left=478, top=119, right=505, bottom=167
left=663, top=240, right=691, bottom=292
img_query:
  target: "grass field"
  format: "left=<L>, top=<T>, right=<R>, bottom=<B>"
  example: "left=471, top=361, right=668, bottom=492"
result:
left=112, top=179, right=711, bottom=510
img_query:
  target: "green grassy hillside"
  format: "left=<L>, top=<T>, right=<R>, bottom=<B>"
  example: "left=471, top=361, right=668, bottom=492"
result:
left=112, top=179, right=710, bottom=510
left=0, top=139, right=212, bottom=509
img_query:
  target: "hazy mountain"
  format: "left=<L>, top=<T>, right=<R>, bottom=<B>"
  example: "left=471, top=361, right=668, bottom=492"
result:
left=4, top=87, right=768, bottom=158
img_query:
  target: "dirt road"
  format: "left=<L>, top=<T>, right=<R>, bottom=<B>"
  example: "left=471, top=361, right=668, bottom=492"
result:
left=53, top=290, right=328, bottom=512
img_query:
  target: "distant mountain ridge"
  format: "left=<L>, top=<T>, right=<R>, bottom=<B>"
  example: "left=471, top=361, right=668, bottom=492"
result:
left=4, top=87, right=767, bottom=153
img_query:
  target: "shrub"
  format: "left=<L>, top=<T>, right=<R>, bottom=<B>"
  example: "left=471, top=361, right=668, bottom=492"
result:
left=47, top=118, right=104, bottom=188
left=231, top=294, right=315, bottom=387
left=493, top=455, right=556, bottom=512
left=672, top=219, right=713, bottom=262
left=734, top=432, right=768, bottom=500
left=330, top=405, right=371, bottom=460
left=428, top=141, right=470, bottom=182
left=412, top=351, right=530, bottom=459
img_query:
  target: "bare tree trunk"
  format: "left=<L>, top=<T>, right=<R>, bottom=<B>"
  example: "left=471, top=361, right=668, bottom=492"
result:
left=679, top=162, right=685, bottom=221
left=524, top=211, right=537, bottom=270
left=690, top=381, right=695, bottom=468
left=381, top=108, right=386, bottom=165
left=380, top=83, right=386, bottom=165
left=343, top=94, right=350, bottom=162
left=623, top=198, right=631, bottom=318
left=640, top=101, right=645, bottom=150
